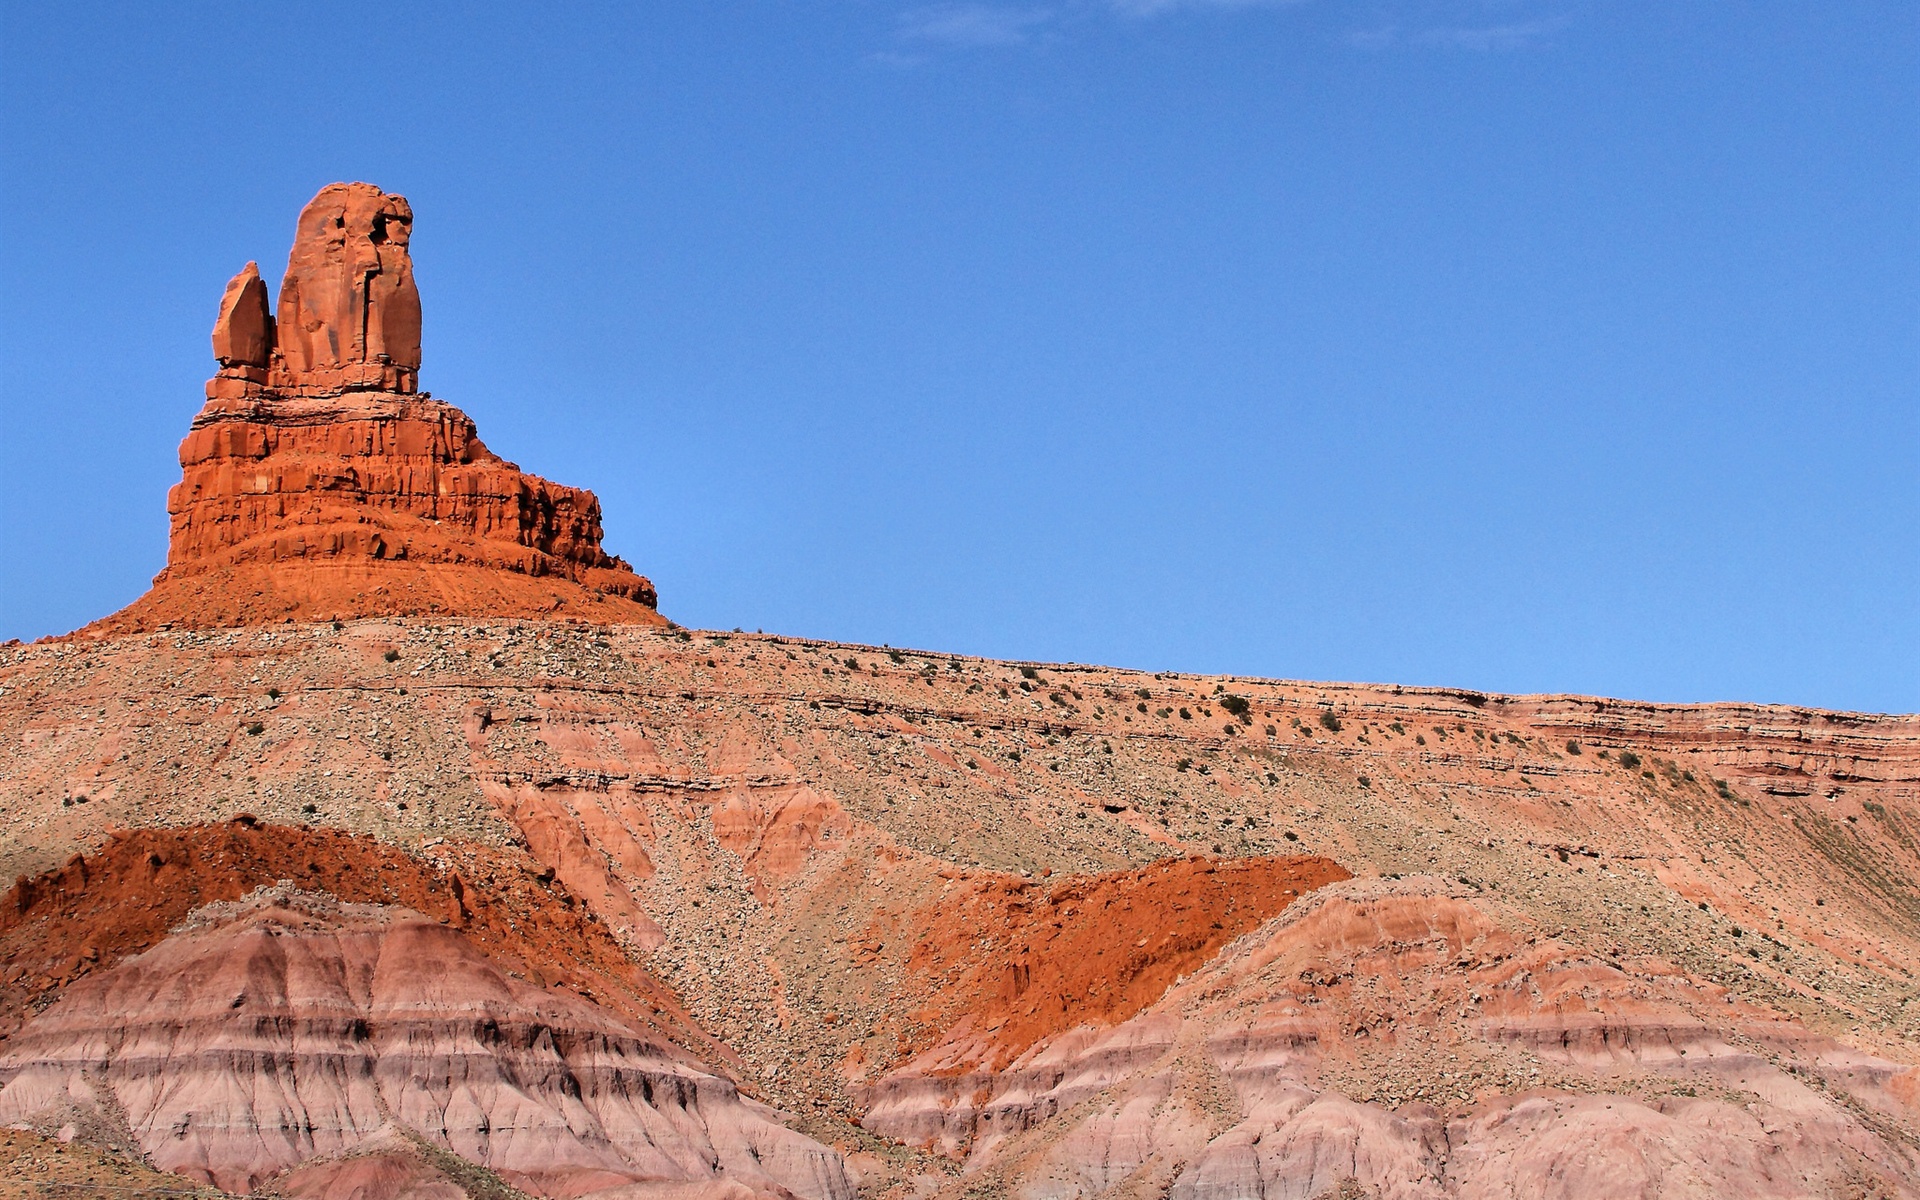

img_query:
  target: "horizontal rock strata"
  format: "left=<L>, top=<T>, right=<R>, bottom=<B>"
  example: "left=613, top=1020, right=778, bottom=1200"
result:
left=0, top=887, right=851, bottom=1199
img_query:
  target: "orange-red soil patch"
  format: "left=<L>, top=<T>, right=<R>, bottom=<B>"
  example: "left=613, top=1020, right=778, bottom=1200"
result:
left=902, top=854, right=1349, bottom=1067
left=0, top=820, right=705, bottom=1054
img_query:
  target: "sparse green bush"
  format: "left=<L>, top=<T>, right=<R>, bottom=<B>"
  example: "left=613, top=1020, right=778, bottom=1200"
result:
left=1019, top=666, right=1039, bottom=680
left=1318, top=711, right=1342, bottom=733
left=1283, top=830, right=1298, bottom=842
left=1618, top=751, right=1641, bottom=769
left=1219, top=694, right=1251, bottom=719
left=383, top=649, right=400, bottom=663
left=1178, top=708, right=1192, bottom=720
left=245, top=722, right=264, bottom=736
left=888, top=649, right=905, bottom=663
left=267, top=688, right=281, bottom=700
left=1175, top=757, right=1192, bottom=772
left=1566, top=740, right=1582, bottom=754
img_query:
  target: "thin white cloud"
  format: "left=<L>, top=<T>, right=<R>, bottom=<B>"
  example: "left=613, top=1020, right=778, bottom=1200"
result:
left=1347, top=23, right=1400, bottom=49
left=896, top=4, right=1055, bottom=47
left=1108, top=0, right=1305, bottom=15
left=1415, top=16, right=1565, bottom=50
left=1347, top=6, right=1570, bottom=52
left=873, top=0, right=1567, bottom=62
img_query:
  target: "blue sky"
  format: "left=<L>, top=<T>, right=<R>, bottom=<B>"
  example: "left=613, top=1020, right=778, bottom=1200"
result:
left=2, top=2, right=1915, bottom=711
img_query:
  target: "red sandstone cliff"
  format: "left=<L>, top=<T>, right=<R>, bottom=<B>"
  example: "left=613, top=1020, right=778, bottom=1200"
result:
left=86, top=183, right=661, bottom=636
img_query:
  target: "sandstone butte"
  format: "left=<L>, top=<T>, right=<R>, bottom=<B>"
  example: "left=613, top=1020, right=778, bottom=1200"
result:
left=84, top=181, right=662, bottom=637
left=1, top=185, right=1918, bottom=1200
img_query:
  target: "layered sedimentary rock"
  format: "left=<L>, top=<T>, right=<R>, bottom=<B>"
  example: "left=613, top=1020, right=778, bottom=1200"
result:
left=0, top=886, right=851, bottom=1199
left=865, top=880, right=1920, bottom=1196
left=88, top=183, right=660, bottom=635
left=2, top=625, right=1919, bottom=1197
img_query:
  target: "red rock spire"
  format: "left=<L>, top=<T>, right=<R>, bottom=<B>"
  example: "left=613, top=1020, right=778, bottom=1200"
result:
left=272, top=183, right=422, bottom=394
left=210, top=261, right=272, bottom=370
left=84, top=183, right=662, bottom=635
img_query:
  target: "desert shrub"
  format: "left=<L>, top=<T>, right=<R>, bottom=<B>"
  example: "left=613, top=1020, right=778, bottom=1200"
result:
left=1019, top=666, right=1039, bottom=680
left=245, top=722, right=264, bottom=736
left=267, top=688, right=281, bottom=700
left=1175, top=757, right=1192, bottom=772
left=1283, top=830, right=1298, bottom=842
left=888, top=649, right=905, bottom=663
left=383, top=649, right=400, bottom=662
left=1318, top=711, right=1342, bottom=732
left=1618, top=751, right=1642, bottom=769
left=1566, top=740, right=1582, bottom=754
left=1219, top=694, right=1251, bottom=719
left=1179, top=708, right=1192, bottom=720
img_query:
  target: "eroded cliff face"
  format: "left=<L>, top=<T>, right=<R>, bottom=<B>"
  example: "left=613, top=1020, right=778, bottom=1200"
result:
left=2, top=623, right=1917, bottom=1197
left=866, top=880, right=1920, bottom=1197
left=0, top=886, right=851, bottom=1200
left=85, top=183, right=660, bottom=636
